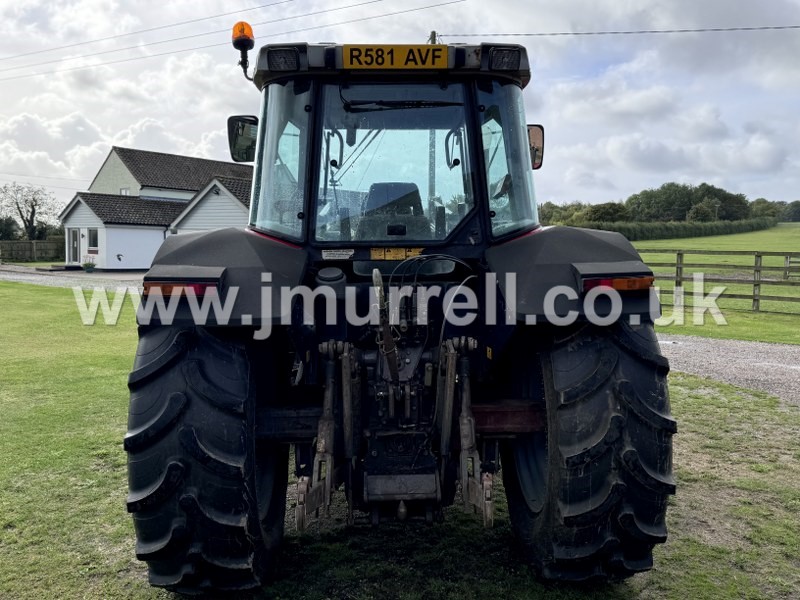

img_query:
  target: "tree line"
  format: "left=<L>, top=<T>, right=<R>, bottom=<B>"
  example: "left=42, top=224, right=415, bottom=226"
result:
left=540, top=182, right=800, bottom=226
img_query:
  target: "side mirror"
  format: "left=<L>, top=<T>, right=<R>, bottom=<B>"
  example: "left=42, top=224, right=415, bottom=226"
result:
left=227, top=115, right=258, bottom=162
left=527, top=124, right=544, bottom=170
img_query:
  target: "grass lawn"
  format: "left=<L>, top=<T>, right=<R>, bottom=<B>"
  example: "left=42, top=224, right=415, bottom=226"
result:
left=2, top=281, right=800, bottom=598
left=633, top=222, right=800, bottom=254
left=632, top=223, right=800, bottom=344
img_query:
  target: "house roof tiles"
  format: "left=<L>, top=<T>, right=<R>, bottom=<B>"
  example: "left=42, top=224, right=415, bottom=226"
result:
left=76, top=193, right=186, bottom=226
left=216, top=176, right=252, bottom=207
left=113, top=146, right=253, bottom=192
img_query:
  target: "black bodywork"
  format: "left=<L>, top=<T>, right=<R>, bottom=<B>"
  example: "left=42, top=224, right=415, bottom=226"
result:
left=143, top=224, right=655, bottom=326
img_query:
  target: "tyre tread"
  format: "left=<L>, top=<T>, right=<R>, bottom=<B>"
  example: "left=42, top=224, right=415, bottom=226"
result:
left=124, top=392, right=188, bottom=451
left=503, top=322, right=675, bottom=582
left=128, top=330, right=192, bottom=389
left=125, top=326, right=286, bottom=593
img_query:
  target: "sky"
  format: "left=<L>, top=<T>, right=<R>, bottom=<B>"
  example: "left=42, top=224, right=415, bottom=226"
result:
left=0, top=0, right=799, bottom=213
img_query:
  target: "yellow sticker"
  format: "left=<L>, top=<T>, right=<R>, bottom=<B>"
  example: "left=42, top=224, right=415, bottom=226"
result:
left=384, top=248, right=407, bottom=260
left=487, top=346, right=493, bottom=360
left=370, top=248, right=425, bottom=260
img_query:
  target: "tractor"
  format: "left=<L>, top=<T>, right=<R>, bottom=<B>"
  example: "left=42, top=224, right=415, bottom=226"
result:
left=124, top=22, right=675, bottom=594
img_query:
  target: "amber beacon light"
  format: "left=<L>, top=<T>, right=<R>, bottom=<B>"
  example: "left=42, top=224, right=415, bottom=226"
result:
left=232, top=21, right=255, bottom=80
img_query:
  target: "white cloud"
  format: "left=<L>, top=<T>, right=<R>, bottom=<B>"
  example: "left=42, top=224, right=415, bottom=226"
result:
left=112, top=117, right=185, bottom=152
left=698, top=133, right=787, bottom=174
left=0, top=112, right=104, bottom=152
left=47, top=0, right=141, bottom=39
left=551, top=77, right=676, bottom=124
left=605, top=134, right=689, bottom=171
left=675, top=104, right=729, bottom=141
left=563, top=166, right=616, bottom=190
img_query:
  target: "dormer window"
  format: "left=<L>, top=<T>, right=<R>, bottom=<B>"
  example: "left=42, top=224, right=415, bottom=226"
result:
left=120, top=188, right=130, bottom=195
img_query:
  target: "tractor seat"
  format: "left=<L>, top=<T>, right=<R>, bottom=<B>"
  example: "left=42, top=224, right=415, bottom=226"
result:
left=362, top=182, right=425, bottom=216
left=356, top=182, right=431, bottom=240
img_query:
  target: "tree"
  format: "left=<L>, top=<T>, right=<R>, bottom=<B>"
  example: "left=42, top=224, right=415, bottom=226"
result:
left=692, top=183, right=750, bottom=221
left=686, top=198, right=716, bottom=222
left=783, top=201, right=800, bottom=222
left=583, top=202, right=630, bottom=222
left=719, top=194, right=750, bottom=221
left=0, top=216, right=19, bottom=240
left=538, top=201, right=588, bottom=225
left=625, top=183, right=694, bottom=222
left=0, top=183, right=61, bottom=241
left=750, top=198, right=784, bottom=219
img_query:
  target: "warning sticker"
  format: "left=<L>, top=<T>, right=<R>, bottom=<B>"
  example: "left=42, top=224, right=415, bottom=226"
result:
left=370, top=248, right=424, bottom=260
left=322, top=249, right=355, bottom=260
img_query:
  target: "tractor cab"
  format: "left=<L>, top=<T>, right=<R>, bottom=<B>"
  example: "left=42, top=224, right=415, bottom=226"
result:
left=228, top=40, right=544, bottom=254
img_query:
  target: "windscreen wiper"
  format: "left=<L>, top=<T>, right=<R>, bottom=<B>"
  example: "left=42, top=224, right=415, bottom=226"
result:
left=343, top=99, right=463, bottom=112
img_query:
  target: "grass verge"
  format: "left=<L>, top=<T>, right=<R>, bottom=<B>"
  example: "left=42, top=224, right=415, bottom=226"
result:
left=1, top=282, right=799, bottom=599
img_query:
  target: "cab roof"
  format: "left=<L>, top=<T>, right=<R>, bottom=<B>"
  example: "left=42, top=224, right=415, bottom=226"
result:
left=251, top=43, right=531, bottom=89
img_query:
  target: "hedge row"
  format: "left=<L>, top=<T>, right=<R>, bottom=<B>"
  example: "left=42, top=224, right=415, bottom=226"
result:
left=567, top=217, right=778, bottom=241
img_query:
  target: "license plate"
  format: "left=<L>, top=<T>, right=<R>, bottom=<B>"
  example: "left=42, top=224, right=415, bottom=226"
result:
left=343, top=45, right=448, bottom=69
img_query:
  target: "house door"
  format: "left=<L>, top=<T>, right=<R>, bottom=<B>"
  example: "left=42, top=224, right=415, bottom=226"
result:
left=69, top=229, right=80, bottom=263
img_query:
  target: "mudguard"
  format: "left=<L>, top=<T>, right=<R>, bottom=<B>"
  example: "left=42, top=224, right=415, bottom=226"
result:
left=140, top=227, right=307, bottom=326
left=485, top=226, right=658, bottom=321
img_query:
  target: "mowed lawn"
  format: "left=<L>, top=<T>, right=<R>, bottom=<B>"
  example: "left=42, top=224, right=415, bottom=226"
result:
left=634, top=223, right=800, bottom=345
left=2, top=281, right=800, bottom=599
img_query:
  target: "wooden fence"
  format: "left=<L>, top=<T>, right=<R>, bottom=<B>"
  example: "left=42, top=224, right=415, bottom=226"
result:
left=0, top=240, right=65, bottom=262
left=638, top=249, right=800, bottom=313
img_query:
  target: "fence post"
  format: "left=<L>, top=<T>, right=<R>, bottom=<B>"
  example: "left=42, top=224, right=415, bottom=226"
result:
left=785, top=255, right=791, bottom=280
left=675, top=251, right=684, bottom=290
left=32, top=240, right=37, bottom=262
left=753, top=253, right=762, bottom=312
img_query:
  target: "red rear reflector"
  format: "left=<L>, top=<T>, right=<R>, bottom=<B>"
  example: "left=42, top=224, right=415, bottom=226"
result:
left=142, top=282, right=217, bottom=297
left=582, top=276, right=654, bottom=293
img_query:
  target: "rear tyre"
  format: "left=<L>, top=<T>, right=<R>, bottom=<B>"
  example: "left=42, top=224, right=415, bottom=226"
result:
left=502, top=321, right=676, bottom=581
left=125, top=326, right=288, bottom=593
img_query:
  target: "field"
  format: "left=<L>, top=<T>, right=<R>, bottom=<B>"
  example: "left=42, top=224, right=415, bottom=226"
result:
left=633, top=222, right=800, bottom=253
left=633, top=223, right=800, bottom=345
left=2, top=281, right=800, bottom=599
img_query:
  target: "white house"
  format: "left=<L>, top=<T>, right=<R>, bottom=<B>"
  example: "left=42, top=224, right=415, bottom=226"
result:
left=58, top=193, right=186, bottom=269
left=59, top=147, right=252, bottom=269
left=170, top=176, right=251, bottom=235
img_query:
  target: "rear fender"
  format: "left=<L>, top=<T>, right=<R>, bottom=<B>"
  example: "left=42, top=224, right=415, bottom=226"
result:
left=139, top=228, right=307, bottom=327
left=485, top=226, right=658, bottom=322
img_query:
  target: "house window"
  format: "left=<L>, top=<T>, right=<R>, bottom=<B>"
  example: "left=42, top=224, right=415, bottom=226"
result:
left=120, top=188, right=130, bottom=195
left=88, top=228, right=99, bottom=249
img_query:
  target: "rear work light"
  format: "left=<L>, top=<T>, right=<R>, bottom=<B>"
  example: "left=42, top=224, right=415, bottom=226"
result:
left=489, top=47, right=521, bottom=70
left=267, top=48, right=300, bottom=71
left=142, top=282, right=218, bottom=297
left=582, top=275, right=655, bottom=293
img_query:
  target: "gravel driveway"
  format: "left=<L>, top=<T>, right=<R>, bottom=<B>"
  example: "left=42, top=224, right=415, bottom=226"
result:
left=658, top=333, right=800, bottom=406
left=0, top=264, right=143, bottom=290
left=4, top=264, right=798, bottom=404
